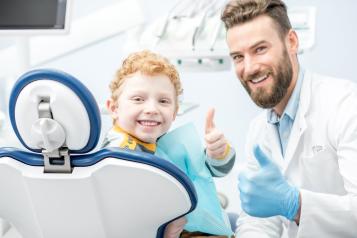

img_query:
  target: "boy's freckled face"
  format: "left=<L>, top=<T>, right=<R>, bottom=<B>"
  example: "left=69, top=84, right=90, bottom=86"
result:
left=113, top=72, right=177, bottom=143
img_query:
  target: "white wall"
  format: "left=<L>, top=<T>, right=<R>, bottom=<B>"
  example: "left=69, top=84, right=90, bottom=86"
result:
left=288, top=0, right=357, bottom=80
left=2, top=0, right=357, bottom=214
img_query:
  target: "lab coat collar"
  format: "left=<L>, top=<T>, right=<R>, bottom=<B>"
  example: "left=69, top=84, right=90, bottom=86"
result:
left=262, top=69, right=312, bottom=172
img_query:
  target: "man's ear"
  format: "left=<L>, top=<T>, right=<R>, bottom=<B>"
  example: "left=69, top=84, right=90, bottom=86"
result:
left=286, top=29, right=299, bottom=54
left=106, top=98, right=118, bottom=120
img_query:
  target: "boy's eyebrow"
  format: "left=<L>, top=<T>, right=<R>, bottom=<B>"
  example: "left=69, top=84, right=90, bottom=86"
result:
left=126, top=90, right=174, bottom=97
left=158, top=92, right=175, bottom=98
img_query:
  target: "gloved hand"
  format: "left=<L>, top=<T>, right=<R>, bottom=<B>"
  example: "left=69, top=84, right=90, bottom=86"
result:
left=238, top=145, right=300, bottom=220
left=163, top=216, right=187, bottom=238
left=205, top=108, right=230, bottom=160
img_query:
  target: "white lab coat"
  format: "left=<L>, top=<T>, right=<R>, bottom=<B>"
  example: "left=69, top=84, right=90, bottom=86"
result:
left=236, top=70, right=357, bottom=238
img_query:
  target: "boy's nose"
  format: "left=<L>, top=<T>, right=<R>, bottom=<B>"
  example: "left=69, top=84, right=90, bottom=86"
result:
left=144, top=101, right=159, bottom=114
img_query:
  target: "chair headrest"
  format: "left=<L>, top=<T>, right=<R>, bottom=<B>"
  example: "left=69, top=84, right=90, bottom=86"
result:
left=9, top=69, right=101, bottom=154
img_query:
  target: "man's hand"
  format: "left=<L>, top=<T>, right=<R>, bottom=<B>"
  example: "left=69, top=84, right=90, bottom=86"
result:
left=163, top=217, right=187, bottom=238
left=205, top=108, right=229, bottom=160
left=238, top=145, right=300, bottom=221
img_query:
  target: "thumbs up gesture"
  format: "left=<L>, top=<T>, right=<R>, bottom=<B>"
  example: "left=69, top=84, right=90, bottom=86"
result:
left=238, top=145, right=300, bottom=220
left=205, top=108, right=229, bottom=160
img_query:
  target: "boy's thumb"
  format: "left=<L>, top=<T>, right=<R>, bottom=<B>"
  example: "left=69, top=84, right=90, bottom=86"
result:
left=205, top=108, right=215, bottom=133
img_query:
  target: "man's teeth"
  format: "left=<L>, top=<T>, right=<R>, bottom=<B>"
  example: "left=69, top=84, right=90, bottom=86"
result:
left=251, top=75, right=268, bottom=83
left=139, top=120, right=159, bottom=126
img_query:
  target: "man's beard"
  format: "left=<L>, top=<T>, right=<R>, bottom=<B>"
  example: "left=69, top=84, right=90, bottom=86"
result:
left=241, top=49, right=293, bottom=109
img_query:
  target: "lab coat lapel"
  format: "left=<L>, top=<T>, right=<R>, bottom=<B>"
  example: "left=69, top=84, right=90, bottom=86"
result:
left=264, top=119, right=284, bottom=167
left=283, top=71, right=312, bottom=171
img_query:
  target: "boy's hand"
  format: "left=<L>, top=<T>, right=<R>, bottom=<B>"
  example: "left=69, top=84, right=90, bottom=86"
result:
left=163, top=217, right=187, bottom=238
left=205, top=108, right=229, bottom=160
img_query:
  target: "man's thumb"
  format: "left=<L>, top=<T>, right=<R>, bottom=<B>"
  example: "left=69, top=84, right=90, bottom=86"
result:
left=253, top=145, right=271, bottom=167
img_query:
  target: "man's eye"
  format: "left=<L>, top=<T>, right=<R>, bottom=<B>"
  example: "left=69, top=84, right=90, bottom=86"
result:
left=256, top=46, right=267, bottom=53
left=232, top=54, right=243, bottom=63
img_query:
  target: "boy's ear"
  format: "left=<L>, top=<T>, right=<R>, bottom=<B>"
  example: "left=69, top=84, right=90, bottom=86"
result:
left=173, top=105, right=179, bottom=120
left=106, top=98, right=118, bottom=120
left=173, top=111, right=177, bottom=121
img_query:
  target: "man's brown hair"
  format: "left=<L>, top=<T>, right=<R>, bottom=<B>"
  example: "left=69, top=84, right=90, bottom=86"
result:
left=221, top=0, right=292, bottom=39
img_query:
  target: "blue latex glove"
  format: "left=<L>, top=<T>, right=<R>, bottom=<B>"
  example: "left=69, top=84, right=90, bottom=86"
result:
left=238, top=145, right=300, bottom=220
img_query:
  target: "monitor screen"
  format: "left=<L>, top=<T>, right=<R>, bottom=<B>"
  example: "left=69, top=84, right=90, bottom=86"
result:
left=0, top=0, right=70, bottom=34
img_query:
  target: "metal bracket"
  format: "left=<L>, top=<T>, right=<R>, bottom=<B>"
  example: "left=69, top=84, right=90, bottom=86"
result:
left=37, top=99, right=72, bottom=173
left=43, top=148, right=72, bottom=173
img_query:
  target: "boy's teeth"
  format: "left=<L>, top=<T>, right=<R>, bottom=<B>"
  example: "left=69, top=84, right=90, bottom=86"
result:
left=140, top=120, right=159, bottom=126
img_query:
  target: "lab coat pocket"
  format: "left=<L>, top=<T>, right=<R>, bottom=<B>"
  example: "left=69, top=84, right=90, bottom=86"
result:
left=301, top=140, right=329, bottom=160
left=301, top=146, right=331, bottom=166
left=300, top=147, right=338, bottom=190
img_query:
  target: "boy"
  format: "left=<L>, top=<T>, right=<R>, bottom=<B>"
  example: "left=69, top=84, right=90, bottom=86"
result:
left=103, top=50, right=235, bottom=237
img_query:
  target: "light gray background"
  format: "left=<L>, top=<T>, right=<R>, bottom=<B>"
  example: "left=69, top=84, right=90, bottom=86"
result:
left=1, top=0, right=356, bottom=214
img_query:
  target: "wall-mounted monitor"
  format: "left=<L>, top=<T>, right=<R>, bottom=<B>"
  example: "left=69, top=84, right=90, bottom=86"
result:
left=0, top=0, right=71, bottom=35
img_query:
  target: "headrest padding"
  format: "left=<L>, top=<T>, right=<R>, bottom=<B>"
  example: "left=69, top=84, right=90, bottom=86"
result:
left=15, top=80, right=90, bottom=151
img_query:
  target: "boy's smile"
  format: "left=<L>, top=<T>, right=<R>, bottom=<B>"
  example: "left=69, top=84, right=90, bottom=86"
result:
left=137, top=120, right=161, bottom=127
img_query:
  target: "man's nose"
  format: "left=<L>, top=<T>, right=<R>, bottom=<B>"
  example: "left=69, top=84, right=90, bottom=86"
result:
left=243, top=56, right=260, bottom=78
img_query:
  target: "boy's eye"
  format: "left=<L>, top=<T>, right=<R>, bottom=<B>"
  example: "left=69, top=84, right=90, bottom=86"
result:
left=159, top=98, right=171, bottom=104
left=131, top=96, right=144, bottom=102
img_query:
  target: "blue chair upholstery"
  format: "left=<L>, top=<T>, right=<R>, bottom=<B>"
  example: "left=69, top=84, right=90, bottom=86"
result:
left=0, top=69, right=197, bottom=238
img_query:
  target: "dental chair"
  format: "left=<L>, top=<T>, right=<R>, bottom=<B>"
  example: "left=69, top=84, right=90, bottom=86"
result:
left=0, top=69, right=197, bottom=238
